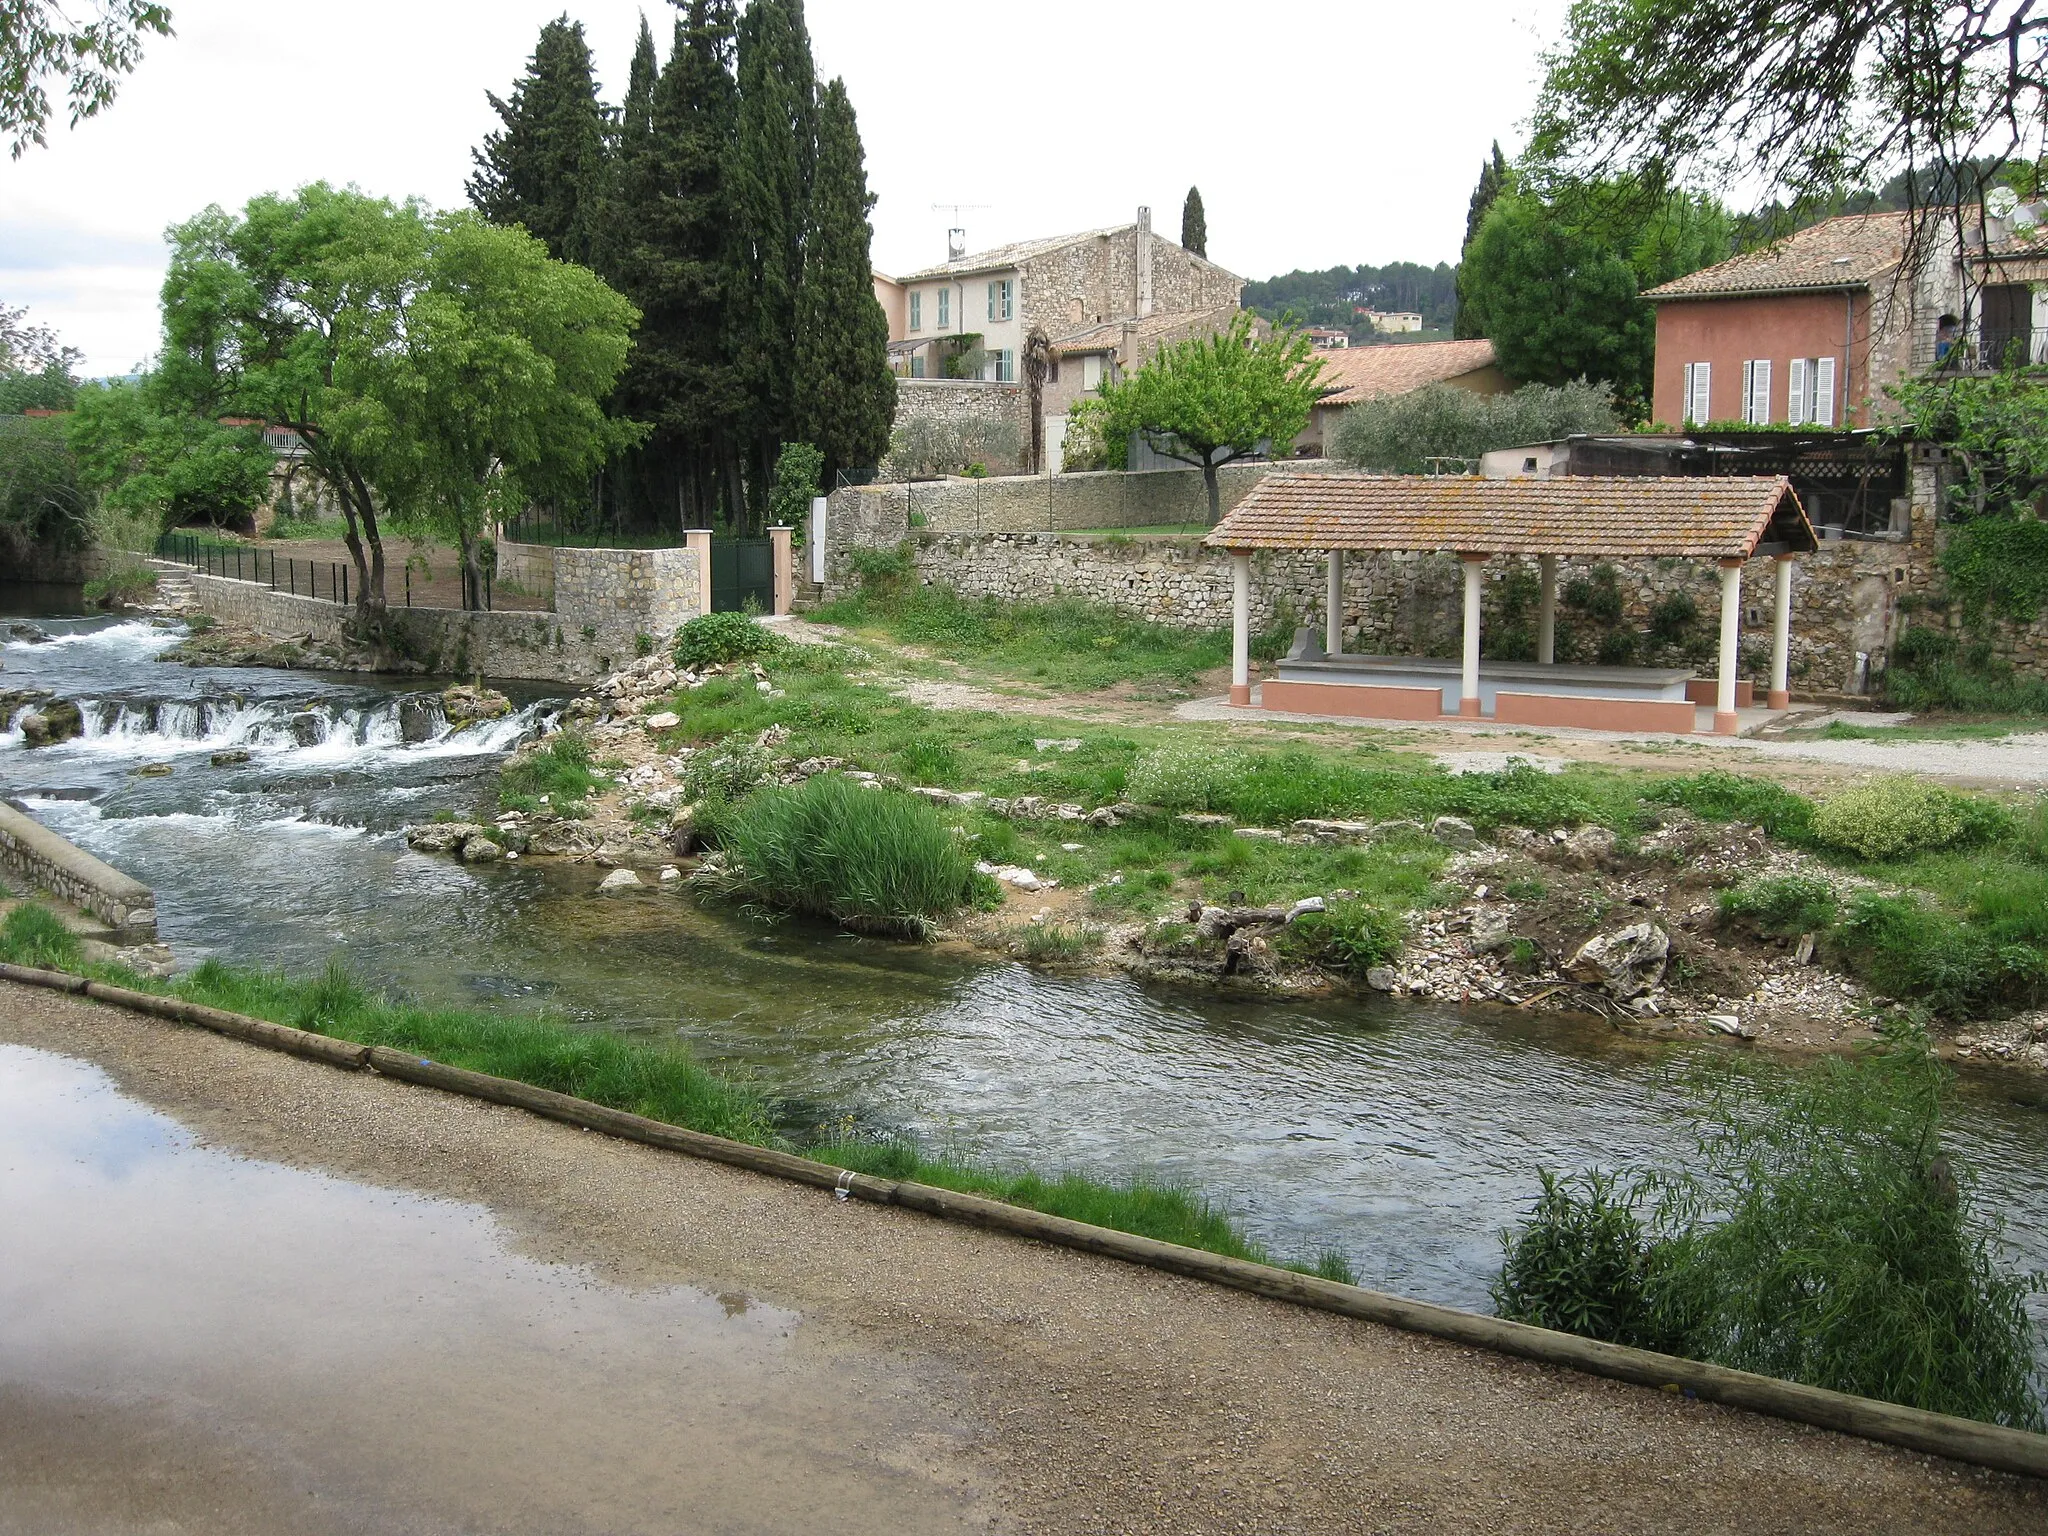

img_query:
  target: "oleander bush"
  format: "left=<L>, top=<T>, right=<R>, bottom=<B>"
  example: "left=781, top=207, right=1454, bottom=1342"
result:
left=1810, top=778, right=2010, bottom=862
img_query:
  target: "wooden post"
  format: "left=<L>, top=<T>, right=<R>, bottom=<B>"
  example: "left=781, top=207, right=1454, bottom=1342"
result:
left=1715, top=557, right=1744, bottom=735
left=768, top=525, right=793, bottom=616
left=1769, top=555, right=1794, bottom=710
left=1325, top=550, right=1344, bottom=656
left=1537, top=554, right=1557, bottom=666
left=685, top=528, right=714, bottom=617
left=1459, top=554, right=1486, bottom=718
left=1229, top=550, right=1252, bottom=706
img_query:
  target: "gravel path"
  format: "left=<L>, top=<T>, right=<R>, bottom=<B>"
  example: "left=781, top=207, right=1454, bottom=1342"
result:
left=1733, top=731, right=2048, bottom=787
left=4, top=981, right=2041, bottom=1535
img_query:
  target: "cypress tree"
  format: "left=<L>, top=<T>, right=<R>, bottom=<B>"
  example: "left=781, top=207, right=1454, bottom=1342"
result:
left=467, top=16, right=609, bottom=268
left=597, top=15, right=671, bottom=527
left=1181, top=186, right=1207, bottom=257
left=793, top=78, right=895, bottom=485
left=1455, top=141, right=1510, bottom=339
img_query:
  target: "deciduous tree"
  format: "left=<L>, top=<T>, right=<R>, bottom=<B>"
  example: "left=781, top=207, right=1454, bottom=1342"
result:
left=1, top=0, right=171, bottom=157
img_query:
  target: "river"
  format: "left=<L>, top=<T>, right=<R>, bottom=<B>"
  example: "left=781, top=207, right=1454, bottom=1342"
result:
left=5, top=597, right=2047, bottom=1321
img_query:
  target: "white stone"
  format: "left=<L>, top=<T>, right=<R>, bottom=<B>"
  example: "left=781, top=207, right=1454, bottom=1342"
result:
left=658, top=865, right=681, bottom=882
left=597, top=868, right=643, bottom=893
left=644, top=712, right=680, bottom=730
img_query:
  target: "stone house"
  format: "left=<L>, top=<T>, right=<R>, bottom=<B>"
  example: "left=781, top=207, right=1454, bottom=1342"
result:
left=1299, top=338, right=1509, bottom=456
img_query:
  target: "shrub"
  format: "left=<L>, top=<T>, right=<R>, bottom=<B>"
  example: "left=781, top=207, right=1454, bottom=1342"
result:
left=1277, top=897, right=1405, bottom=974
left=1879, top=627, right=2048, bottom=716
left=770, top=441, right=824, bottom=528
left=672, top=611, right=779, bottom=669
left=82, top=562, right=158, bottom=609
left=499, top=731, right=602, bottom=814
left=1827, top=891, right=2048, bottom=1016
left=1124, top=744, right=1250, bottom=811
left=1643, top=770, right=1814, bottom=841
left=1810, top=778, right=2010, bottom=862
left=681, top=738, right=778, bottom=804
left=695, top=774, right=985, bottom=937
left=1493, top=1170, right=1676, bottom=1351
left=1717, top=875, right=1839, bottom=937
left=1331, top=379, right=1618, bottom=474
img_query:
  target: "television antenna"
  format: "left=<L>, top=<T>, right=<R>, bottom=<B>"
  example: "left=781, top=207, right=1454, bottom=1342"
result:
left=931, top=203, right=990, bottom=261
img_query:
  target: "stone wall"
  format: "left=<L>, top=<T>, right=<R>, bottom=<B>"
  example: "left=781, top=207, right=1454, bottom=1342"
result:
left=552, top=546, right=700, bottom=656
left=11, top=544, right=114, bottom=583
left=494, top=539, right=556, bottom=603
left=0, top=801, right=156, bottom=934
left=884, top=380, right=1030, bottom=476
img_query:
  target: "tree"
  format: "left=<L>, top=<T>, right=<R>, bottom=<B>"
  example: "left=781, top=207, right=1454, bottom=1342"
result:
left=1455, top=141, right=1510, bottom=338
left=0, top=302, right=81, bottom=411
left=68, top=379, right=271, bottom=531
left=1085, top=312, right=1324, bottom=526
left=466, top=15, right=610, bottom=269
left=0, top=414, right=91, bottom=560
left=768, top=439, right=821, bottom=529
left=1181, top=186, right=1207, bottom=257
left=1, top=0, right=171, bottom=157
left=1529, top=0, right=2048, bottom=280
left=791, top=76, right=893, bottom=485
left=1332, top=379, right=1620, bottom=474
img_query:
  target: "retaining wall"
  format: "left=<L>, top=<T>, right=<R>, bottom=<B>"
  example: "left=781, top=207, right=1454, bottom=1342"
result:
left=0, top=801, right=156, bottom=934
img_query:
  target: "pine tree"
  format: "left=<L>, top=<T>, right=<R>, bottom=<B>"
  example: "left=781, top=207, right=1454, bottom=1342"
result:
left=467, top=16, right=610, bottom=268
left=793, top=77, right=895, bottom=484
left=1181, top=186, right=1207, bottom=257
left=1455, top=141, right=1510, bottom=339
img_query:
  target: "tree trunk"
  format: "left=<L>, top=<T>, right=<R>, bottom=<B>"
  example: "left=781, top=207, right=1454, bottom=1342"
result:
left=344, top=468, right=388, bottom=619
left=1204, top=462, right=1222, bottom=527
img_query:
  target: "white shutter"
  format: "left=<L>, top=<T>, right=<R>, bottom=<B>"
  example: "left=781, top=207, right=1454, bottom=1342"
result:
left=1813, top=357, right=1837, bottom=426
left=1687, top=361, right=1711, bottom=424
left=1748, top=359, right=1772, bottom=423
left=1740, top=361, right=1755, bottom=422
left=1787, top=358, right=1808, bottom=425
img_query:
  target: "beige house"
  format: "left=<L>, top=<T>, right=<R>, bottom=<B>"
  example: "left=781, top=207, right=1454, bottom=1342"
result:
left=1300, top=338, right=1509, bottom=455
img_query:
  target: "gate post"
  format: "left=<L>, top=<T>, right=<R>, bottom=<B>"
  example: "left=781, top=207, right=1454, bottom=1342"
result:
left=768, top=526, right=793, bottom=616
left=684, top=528, right=713, bottom=618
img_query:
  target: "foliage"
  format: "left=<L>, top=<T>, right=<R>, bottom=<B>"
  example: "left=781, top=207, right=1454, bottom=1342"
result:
left=768, top=440, right=824, bottom=529
left=1642, top=769, right=1815, bottom=840
left=0, top=0, right=171, bottom=158
left=498, top=731, right=603, bottom=814
left=1878, top=626, right=2048, bottom=715
left=673, top=610, right=780, bottom=667
left=1810, top=778, right=2010, bottom=862
left=1493, top=1169, right=1676, bottom=1350
left=1125, top=744, right=1252, bottom=811
left=0, top=359, right=77, bottom=413
left=1717, top=875, right=1839, bottom=937
left=1089, top=312, right=1325, bottom=525
left=1180, top=185, right=1207, bottom=258
left=0, top=413, right=92, bottom=559
left=1332, top=379, right=1618, bottom=473
left=1828, top=890, right=2045, bottom=1017
left=884, top=413, right=1021, bottom=477
left=697, top=773, right=984, bottom=937
left=67, top=381, right=271, bottom=533
left=82, top=561, right=157, bottom=609
left=679, top=737, right=777, bottom=804
left=1497, top=1041, right=2045, bottom=1428
left=1454, top=142, right=1512, bottom=339
left=1242, top=260, right=1459, bottom=338
left=0, top=902, right=80, bottom=969
left=1939, top=518, right=2048, bottom=624
left=1893, top=371, right=2048, bottom=527
left=464, top=16, right=609, bottom=268
left=1277, top=897, right=1406, bottom=975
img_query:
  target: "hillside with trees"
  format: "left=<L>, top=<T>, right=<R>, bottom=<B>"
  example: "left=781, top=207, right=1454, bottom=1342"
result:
left=1240, top=262, right=1459, bottom=340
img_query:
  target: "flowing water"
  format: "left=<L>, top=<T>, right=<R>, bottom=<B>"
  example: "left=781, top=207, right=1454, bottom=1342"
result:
left=5, top=598, right=2048, bottom=1321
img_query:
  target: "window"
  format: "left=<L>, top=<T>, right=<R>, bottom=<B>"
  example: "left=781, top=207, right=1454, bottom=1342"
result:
left=1682, top=361, right=1711, bottom=424
left=909, top=290, right=921, bottom=331
left=1081, top=353, right=1104, bottom=391
left=909, top=355, right=925, bottom=379
left=1046, top=354, right=1060, bottom=384
left=990, top=348, right=1014, bottom=382
left=1787, top=358, right=1809, bottom=424
left=987, top=278, right=1012, bottom=322
left=1812, top=356, right=1836, bottom=426
left=1740, top=358, right=1772, bottom=423
left=937, top=286, right=950, bottom=329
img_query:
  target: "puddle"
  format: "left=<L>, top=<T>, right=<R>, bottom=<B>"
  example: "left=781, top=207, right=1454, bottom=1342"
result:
left=0, top=1045, right=984, bottom=1534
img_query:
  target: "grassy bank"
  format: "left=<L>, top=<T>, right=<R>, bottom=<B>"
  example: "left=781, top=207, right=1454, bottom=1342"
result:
left=0, top=903, right=1344, bottom=1276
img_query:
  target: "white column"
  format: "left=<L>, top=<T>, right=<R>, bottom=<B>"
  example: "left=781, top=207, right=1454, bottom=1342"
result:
left=1537, top=554, right=1558, bottom=666
left=1230, top=551, right=1252, bottom=706
left=808, top=495, right=828, bottom=583
left=1715, top=558, right=1743, bottom=736
left=1769, top=556, right=1794, bottom=710
left=1325, top=550, right=1344, bottom=656
left=1459, top=554, right=1485, bottom=718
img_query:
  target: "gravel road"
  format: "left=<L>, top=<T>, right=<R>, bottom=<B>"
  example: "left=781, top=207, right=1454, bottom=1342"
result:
left=3, top=981, right=2041, bottom=1535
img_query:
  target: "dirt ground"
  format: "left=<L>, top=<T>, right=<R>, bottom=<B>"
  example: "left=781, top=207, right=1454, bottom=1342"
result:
left=3, top=980, right=2040, bottom=1536
left=230, top=534, right=553, bottom=613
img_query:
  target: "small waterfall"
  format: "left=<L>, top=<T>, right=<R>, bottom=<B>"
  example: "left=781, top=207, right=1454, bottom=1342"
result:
left=49, top=695, right=555, bottom=761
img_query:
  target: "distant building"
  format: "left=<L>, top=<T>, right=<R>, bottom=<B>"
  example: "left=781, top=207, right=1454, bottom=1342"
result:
left=1362, top=310, right=1423, bottom=334
left=1301, top=338, right=1508, bottom=455
left=1304, top=327, right=1350, bottom=349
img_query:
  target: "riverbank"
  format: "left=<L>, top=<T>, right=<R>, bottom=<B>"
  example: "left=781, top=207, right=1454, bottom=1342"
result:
left=5, top=976, right=2040, bottom=1533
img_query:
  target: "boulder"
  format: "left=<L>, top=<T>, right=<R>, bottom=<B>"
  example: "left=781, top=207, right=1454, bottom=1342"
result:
left=18, top=699, right=83, bottom=747
left=1291, top=818, right=1375, bottom=844
left=1365, top=966, right=1399, bottom=992
left=1431, top=815, right=1478, bottom=850
left=1467, top=910, right=1514, bottom=955
left=210, top=748, right=251, bottom=766
left=643, top=711, right=680, bottom=730
left=460, top=836, right=504, bottom=863
left=528, top=822, right=598, bottom=857
left=1370, top=819, right=1427, bottom=841
left=1565, top=922, right=1670, bottom=999
left=133, top=762, right=174, bottom=778
left=1235, top=827, right=1285, bottom=842
left=597, top=867, right=643, bottom=893
left=1176, top=812, right=1233, bottom=830
left=1556, top=825, right=1619, bottom=871
left=8, top=621, right=53, bottom=643
left=442, top=684, right=512, bottom=725
left=396, top=697, right=440, bottom=743
left=406, top=821, right=486, bottom=854
left=288, top=711, right=325, bottom=747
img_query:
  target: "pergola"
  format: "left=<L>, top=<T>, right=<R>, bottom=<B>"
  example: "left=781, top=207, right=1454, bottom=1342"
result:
left=1203, top=475, right=1819, bottom=735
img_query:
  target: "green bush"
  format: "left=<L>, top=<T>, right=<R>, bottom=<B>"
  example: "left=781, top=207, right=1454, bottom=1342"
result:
left=1810, top=778, right=2010, bottom=862
left=1124, top=744, right=1250, bottom=811
left=1717, top=875, right=1839, bottom=937
left=1643, top=770, right=1815, bottom=840
left=1879, top=627, right=2048, bottom=716
left=1829, top=891, right=2047, bottom=1016
left=82, top=563, right=158, bottom=609
left=499, top=731, right=603, bottom=814
left=696, top=774, right=986, bottom=937
left=1276, top=897, right=1405, bottom=974
left=1495, top=1041, right=2045, bottom=1428
left=680, top=738, right=778, bottom=804
left=672, top=611, right=780, bottom=669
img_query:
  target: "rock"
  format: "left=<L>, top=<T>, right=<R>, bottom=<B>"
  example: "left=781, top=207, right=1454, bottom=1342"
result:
left=1286, top=896, right=1326, bottom=921
left=406, top=822, right=486, bottom=854
left=459, top=836, right=504, bottom=863
left=18, top=699, right=83, bottom=747
left=1086, top=804, right=1132, bottom=828
left=496, top=827, right=531, bottom=854
left=288, top=711, right=325, bottom=747
left=643, top=711, right=680, bottom=730
left=1292, top=818, right=1374, bottom=844
left=1556, top=824, right=1619, bottom=871
left=528, top=822, right=597, bottom=857
left=8, top=621, right=53, bottom=643
left=1565, top=922, right=1670, bottom=999
left=794, top=756, right=845, bottom=777
left=1060, top=841, right=1085, bottom=852
left=1365, top=966, right=1399, bottom=992
left=210, top=749, right=251, bottom=766
left=133, top=762, right=174, bottom=777
left=597, top=868, right=644, bottom=893
left=1370, top=819, right=1427, bottom=841
left=974, top=861, right=1047, bottom=892
left=658, top=865, right=682, bottom=883
left=1235, top=827, right=1285, bottom=842
left=1467, top=910, right=1513, bottom=955
left=1032, top=737, right=1083, bottom=752
left=442, top=684, right=512, bottom=725
left=396, top=697, right=440, bottom=744
left=1431, top=815, right=1478, bottom=849
left=1794, top=932, right=1817, bottom=966
left=1176, top=812, right=1234, bottom=830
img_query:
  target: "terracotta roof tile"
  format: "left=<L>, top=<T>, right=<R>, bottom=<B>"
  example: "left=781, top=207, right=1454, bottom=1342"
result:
left=1644, top=213, right=1907, bottom=299
left=1050, top=305, right=1242, bottom=356
left=1202, top=474, right=1817, bottom=558
left=1313, top=340, right=1499, bottom=405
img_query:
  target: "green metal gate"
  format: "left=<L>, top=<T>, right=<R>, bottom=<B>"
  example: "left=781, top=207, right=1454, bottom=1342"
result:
left=710, top=537, right=775, bottom=613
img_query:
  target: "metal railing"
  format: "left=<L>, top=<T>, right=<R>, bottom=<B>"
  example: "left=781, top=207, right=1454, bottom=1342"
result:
left=156, top=531, right=351, bottom=606
left=1949, top=326, right=2048, bottom=370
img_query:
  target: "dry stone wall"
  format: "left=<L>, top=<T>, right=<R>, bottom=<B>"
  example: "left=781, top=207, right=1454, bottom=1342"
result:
left=0, top=801, right=156, bottom=933
left=883, top=380, right=1030, bottom=476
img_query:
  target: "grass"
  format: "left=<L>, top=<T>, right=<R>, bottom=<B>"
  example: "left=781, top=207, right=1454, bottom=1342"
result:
left=83, top=563, right=158, bottom=609
left=498, top=731, right=605, bottom=816
left=1061, top=523, right=1210, bottom=540
left=0, top=902, right=1343, bottom=1277
left=1814, top=720, right=2031, bottom=742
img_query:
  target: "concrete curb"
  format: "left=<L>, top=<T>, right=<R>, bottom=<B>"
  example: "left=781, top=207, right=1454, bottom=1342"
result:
left=0, top=802, right=156, bottom=935
left=4, top=957, right=2044, bottom=1482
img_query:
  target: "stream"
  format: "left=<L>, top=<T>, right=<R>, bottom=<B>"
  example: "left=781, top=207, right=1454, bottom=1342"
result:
left=6, top=596, right=2048, bottom=1324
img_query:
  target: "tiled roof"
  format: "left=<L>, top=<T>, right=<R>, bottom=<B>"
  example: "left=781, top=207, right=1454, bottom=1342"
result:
left=1644, top=213, right=1907, bottom=299
left=1203, top=475, right=1817, bottom=558
left=1313, top=339, right=1499, bottom=405
left=896, top=226, right=1130, bottom=281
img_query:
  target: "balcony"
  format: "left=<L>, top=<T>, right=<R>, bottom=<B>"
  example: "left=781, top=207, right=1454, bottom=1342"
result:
left=1945, top=326, right=2048, bottom=371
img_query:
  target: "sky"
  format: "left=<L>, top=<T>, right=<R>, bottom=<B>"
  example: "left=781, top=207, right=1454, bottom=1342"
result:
left=1, top=0, right=1568, bottom=377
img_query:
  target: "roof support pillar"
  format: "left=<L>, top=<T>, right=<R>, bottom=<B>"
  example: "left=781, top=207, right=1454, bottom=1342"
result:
left=1537, top=555, right=1557, bottom=666
left=1460, top=553, right=1486, bottom=718
left=1769, top=555, right=1794, bottom=710
left=1715, top=557, right=1744, bottom=735
left=1325, top=550, right=1344, bottom=656
left=1229, top=550, right=1252, bottom=706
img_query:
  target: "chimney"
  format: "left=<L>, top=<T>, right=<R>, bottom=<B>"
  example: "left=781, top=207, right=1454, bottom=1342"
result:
left=1136, top=205, right=1154, bottom=318
left=947, top=227, right=966, bottom=261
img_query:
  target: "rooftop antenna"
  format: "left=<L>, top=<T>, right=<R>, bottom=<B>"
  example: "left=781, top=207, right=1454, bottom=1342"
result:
left=931, top=203, right=989, bottom=261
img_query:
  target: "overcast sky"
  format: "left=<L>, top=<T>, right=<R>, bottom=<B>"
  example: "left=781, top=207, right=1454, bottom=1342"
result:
left=2, top=0, right=1567, bottom=376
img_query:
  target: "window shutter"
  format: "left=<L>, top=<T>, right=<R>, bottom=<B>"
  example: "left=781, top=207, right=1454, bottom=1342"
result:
left=1787, top=358, right=1807, bottom=425
left=1814, top=357, right=1837, bottom=425
left=1751, top=359, right=1772, bottom=423
left=1688, top=362, right=1711, bottom=424
left=910, top=291, right=921, bottom=330
left=1740, top=361, right=1754, bottom=423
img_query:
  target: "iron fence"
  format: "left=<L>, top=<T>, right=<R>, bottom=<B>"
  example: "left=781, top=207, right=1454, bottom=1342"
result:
left=153, top=532, right=495, bottom=611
